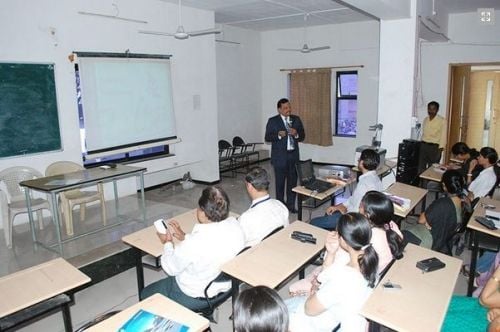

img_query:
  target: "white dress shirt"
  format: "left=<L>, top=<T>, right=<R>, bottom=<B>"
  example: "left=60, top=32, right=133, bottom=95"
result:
left=469, top=166, right=497, bottom=199
left=160, top=216, right=245, bottom=298
left=344, top=170, right=383, bottom=212
left=238, top=194, right=289, bottom=247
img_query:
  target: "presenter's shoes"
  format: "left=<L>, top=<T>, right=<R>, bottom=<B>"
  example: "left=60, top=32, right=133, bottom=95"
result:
left=288, top=207, right=298, bottom=214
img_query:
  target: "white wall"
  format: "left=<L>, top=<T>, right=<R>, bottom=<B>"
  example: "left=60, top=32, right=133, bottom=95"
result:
left=216, top=26, right=262, bottom=144
left=0, top=0, right=220, bottom=197
left=260, top=21, right=380, bottom=165
left=419, top=10, right=500, bottom=122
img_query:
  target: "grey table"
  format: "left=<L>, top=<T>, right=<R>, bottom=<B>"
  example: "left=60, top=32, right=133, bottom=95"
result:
left=20, top=165, right=147, bottom=254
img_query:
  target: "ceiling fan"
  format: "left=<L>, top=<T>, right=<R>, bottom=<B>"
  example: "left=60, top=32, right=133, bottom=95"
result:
left=278, top=14, right=330, bottom=53
left=138, top=0, right=220, bottom=40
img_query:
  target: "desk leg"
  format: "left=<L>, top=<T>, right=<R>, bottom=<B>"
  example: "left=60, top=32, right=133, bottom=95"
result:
left=467, top=231, right=479, bottom=296
left=113, top=180, right=119, bottom=220
left=24, top=189, right=37, bottom=246
left=299, top=268, right=305, bottom=279
left=297, top=194, right=303, bottom=221
left=50, top=192, right=64, bottom=254
left=138, top=172, right=146, bottom=224
left=230, top=278, right=240, bottom=321
left=135, top=248, right=145, bottom=297
left=61, top=302, right=72, bottom=332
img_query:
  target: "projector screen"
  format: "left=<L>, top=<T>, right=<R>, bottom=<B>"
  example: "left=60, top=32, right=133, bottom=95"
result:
left=77, top=54, right=177, bottom=158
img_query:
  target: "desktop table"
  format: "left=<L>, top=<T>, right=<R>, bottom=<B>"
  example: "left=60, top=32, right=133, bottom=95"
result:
left=360, top=244, right=462, bottom=332
left=385, top=182, right=428, bottom=218
left=122, top=209, right=239, bottom=295
left=86, top=293, right=209, bottom=332
left=293, top=183, right=346, bottom=221
left=20, top=165, right=147, bottom=254
left=0, top=258, right=90, bottom=332
left=466, top=197, right=500, bottom=296
left=419, top=166, right=444, bottom=183
left=221, top=221, right=327, bottom=306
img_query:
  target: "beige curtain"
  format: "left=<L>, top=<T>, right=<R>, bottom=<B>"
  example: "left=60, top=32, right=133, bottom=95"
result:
left=290, top=69, right=332, bottom=146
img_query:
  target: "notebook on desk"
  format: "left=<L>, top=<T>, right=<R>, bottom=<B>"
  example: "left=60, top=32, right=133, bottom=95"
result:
left=296, top=159, right=333, bottom=193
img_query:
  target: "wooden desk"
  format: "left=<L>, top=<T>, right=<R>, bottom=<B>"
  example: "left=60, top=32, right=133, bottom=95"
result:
left=222, top=221, right=327, bottom=306
left=0, top=258, right=90, bottom=331
left=20, top=165, right=147, bottom=254
left=122, top=209, right=238, bottom=294
left=86, top=293, right=209, bottom=332
left=419, top=166, right=444, bottom=182
left=385, top=182, right=428, bottom=218
left=293, top=183, right=345, bottom=221
left=360, top=244, right=462, bottom=332
left=466, top=197, right=500, bottom=296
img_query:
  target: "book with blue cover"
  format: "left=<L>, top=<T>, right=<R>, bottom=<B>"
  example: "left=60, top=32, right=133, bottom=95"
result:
left=119, top=309, right=189, bottom=332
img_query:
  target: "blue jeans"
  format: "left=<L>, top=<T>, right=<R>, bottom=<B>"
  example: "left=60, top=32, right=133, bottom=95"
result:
left=477, top=251, right=496, bottom=273
left=310, top=211, right=341, bottom=230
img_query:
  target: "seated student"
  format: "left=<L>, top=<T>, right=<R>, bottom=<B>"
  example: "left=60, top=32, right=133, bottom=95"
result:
left=286, top=213, right=378, bottom=332
left=443, top=265, right=500, bottom=332
left=140, top=186, right=245, bottom=312
left=451, top=142, right=482, bottom=181
left=310, top=149, right=382, bottom=230
left=289, top=191, right=403, bottom=297
left=238, top=167, right=289, bottom=246
left=234, top=286, right=289, bottom=332
left=468, top=147, right=498, bottom=199
left=359, top=191, right=404, bottom=269
left=402, top=169, right=470, bottom=255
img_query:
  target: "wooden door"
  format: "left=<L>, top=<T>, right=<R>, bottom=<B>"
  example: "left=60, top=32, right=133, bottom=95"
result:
left=447, top=65, right=470, bottom=160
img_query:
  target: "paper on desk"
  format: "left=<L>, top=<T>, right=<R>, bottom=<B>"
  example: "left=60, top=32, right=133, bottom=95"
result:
left=45, top=179, right=80, bottom=186
left=384, top=193, right=411, bottom=212
left=485, top=210, right=500, bottom=228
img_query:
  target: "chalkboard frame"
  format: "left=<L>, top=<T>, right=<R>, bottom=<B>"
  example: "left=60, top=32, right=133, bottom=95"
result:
left=0, top=62, right=62, bottom=159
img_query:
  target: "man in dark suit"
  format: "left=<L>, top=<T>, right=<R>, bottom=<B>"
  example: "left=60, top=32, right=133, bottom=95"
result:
left=265, top=98, right=305, bottom=213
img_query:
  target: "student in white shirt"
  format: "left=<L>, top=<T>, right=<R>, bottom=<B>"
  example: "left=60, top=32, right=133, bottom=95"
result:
left=239, top=166, right=289, bottom=246
left=286, top=213, right=379, bottom=332
left=140, top=186, right=245, bottom=312
left=468, top=147, right=498, bottom=200
left=310, top=149, right=383, bottom=230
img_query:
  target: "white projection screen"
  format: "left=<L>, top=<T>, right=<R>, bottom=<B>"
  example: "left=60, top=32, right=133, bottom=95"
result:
left=77, top=54, right=177, bottom=158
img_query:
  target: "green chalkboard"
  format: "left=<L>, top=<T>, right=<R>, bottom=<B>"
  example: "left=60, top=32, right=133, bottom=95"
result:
left=0, top=63, right=62, bottom=158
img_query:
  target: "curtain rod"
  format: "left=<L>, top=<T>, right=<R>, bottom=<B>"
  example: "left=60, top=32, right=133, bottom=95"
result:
left=280, top=65, right=364, bottom=72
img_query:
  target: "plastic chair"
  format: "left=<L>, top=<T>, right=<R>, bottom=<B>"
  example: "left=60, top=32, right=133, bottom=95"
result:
left=45, top=161, right=106, bottom=236
left=0, top=166, right=50, bottom=248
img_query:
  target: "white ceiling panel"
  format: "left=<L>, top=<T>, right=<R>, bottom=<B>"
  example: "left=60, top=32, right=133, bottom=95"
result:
left=158, top=0, right=500, bottom=31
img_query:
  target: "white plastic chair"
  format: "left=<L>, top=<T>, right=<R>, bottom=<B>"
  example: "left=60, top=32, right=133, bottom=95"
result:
left=0, top=166, right=50, bottom=248
left=45, top=161, right=106, bottom=236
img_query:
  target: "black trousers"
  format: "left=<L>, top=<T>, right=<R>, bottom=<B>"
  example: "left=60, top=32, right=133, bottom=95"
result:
left=418, top=142, right=441, bottom=175
left=274, top=153, right=298, bottom=209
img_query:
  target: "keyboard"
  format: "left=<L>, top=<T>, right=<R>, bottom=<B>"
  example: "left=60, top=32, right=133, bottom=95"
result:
left=303, top=179, right=333, bottom=193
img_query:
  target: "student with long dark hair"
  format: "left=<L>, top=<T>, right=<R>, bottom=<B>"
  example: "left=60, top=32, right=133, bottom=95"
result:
left=287, top=213, right=378, bottom=332
left=402, top=169, right=470, bottom=254
left=468, top=147, right=498, bottom=199
left=359, top=191, right=404, bottom=269
left=234, top=286, right=289, bottom=332
left=451, top=142, right=482, bottom=181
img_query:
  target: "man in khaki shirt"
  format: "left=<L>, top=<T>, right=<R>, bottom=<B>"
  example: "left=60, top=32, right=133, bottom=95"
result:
left=418, top=101, right=446, bottom=174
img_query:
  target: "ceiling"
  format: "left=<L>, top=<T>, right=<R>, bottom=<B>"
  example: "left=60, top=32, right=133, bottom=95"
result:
left=160, top=0, right=500, bottom=31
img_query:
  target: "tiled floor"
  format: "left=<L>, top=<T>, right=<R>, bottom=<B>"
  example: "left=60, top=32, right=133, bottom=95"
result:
left=0, top=161, right=470, bottom=332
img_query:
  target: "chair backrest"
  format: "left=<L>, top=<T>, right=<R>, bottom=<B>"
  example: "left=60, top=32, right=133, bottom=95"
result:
left=218, top=140, right=232, bottom=150
left=45, top=161, right=83, bottom=176
left=0, top=166, right=44, bottom=202
left=262, top=225, right=284, bottom=240
left=232, top=136, right=245, bottom=146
